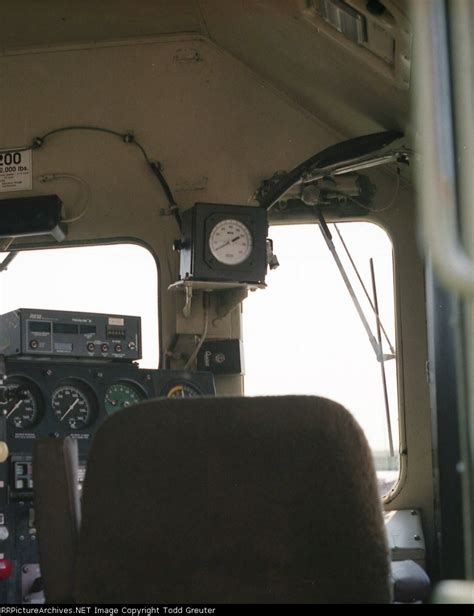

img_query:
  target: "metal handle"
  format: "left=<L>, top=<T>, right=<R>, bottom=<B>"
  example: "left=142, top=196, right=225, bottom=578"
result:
left=412, top=0, right=474, bottom=296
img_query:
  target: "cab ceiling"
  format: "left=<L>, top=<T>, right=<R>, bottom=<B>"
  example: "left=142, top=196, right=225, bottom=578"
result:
left=1, top=0, right=411, bottom=139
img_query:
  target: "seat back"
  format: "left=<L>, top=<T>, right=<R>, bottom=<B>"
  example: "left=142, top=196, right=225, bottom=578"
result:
left=72, top=395, right=391, bottom=603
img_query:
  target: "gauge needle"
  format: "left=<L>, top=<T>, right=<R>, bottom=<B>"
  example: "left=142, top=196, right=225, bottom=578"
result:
left=6, top=400, right=23, bottom=419
left=215, top=235, right=243, bottom=251
left=60, top=398, right=79, bottom=422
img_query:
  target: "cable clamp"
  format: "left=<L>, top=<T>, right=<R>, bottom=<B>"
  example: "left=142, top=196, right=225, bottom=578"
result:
left=151, top=159, right=166, bottom=171
left=123, top=132, right=135, bottom=144
left=160, top=204, right=180, bottom=217
left=32, top=137, right=44, bottom=149
left=37, top=174, right=55, bottom=183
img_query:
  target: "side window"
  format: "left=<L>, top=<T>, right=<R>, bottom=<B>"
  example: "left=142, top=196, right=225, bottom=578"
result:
left=0, top=243, right=159, bottom=368
left=242, top=222, right=399, bottom=496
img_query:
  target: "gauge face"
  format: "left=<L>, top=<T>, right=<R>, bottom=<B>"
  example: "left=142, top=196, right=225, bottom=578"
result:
left=52, top=381, right=95, bottom=430
left=166, top=383, right=202, bottom=398
left=104, top=382, right=146, bottom=415
left=209, top=219, right=253, bottom=265
left=0, top=378, right=42, bottom=430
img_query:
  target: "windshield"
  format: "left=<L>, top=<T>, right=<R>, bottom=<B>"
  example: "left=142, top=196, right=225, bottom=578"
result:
left=242, top=222, right=399, bottom=496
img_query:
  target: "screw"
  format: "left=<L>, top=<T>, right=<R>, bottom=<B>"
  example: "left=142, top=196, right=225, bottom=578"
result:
left=22, top=566, right=29, bottom=573
left=414, top=535, right=421, bottom=541
left=410, top=510, right=417, bottom=515
left=146, top=374, right=152, bottom=381
left=46, top=369, right=53, bottom=376
left=19, top=535, right=24, bottom=541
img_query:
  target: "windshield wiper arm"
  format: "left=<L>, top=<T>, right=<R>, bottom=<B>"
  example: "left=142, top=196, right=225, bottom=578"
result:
left=312, top=205, right=394, bottom=363
left=313, top=206, right=384, bottom=362
left=0, top=252, right=17, bottom=273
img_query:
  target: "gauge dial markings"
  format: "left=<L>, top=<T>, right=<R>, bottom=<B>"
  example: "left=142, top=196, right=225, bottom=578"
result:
left=0, top=378, right=43, bottom=430
left=209, top=219, right=253, bottom=265
left=52, top=381, right=96, bottom=430
left=104, top=382, right=146, bottom=415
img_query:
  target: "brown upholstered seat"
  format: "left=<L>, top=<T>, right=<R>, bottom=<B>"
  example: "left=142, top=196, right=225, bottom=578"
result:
left=34, top=395, right=391, bottom=603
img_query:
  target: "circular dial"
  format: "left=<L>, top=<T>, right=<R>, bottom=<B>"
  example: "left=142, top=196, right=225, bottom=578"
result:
left=209, top=219, right=253, bottom=265
left=1, top=378, right=42, bottom=430
left=104, top=382, right=146, bottom=415
left=52, top=381, right=95, bottom=430
left=165, top=383, right=202, bottom=398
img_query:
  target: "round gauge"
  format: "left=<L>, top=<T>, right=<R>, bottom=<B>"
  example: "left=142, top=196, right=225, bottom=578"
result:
left=209, top=219, right=253, bottom=265
left=104, top=382, right=147, bottom=415
left=0, top=377, right=42, bottom=430
left=52, top=380, right=96, bottom=430
left=165, top=383, right=202, bottom=398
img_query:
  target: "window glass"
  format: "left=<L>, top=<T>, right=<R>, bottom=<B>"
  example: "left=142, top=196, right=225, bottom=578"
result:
left=0, top=243, right=159, bottom=368
left=242, top=222, right=399, bottom=496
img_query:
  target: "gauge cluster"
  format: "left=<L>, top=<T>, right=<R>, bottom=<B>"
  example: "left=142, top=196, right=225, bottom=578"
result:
left=2, top=358, right=215, bottom=464
left=0, top=358, right=215, bottom=604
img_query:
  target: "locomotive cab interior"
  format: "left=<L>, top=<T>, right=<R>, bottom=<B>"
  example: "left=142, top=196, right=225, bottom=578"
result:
left=0, top=0, right=473, bottom=605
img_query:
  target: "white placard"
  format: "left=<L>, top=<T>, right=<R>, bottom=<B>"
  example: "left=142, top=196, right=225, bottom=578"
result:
left=0, top=149, right=32, bottom=192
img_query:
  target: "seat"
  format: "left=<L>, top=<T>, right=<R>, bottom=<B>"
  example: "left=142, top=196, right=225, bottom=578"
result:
left=33, top=395, right=392, bottom=603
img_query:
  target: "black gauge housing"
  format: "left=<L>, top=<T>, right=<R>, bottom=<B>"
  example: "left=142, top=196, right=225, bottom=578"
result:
left=177, top=202, right=268, bottom=284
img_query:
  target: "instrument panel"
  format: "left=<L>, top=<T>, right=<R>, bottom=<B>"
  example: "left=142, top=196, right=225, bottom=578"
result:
left=2, top=359, right=215, bottom=458
left=0, top=358, right=215, bottom=604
